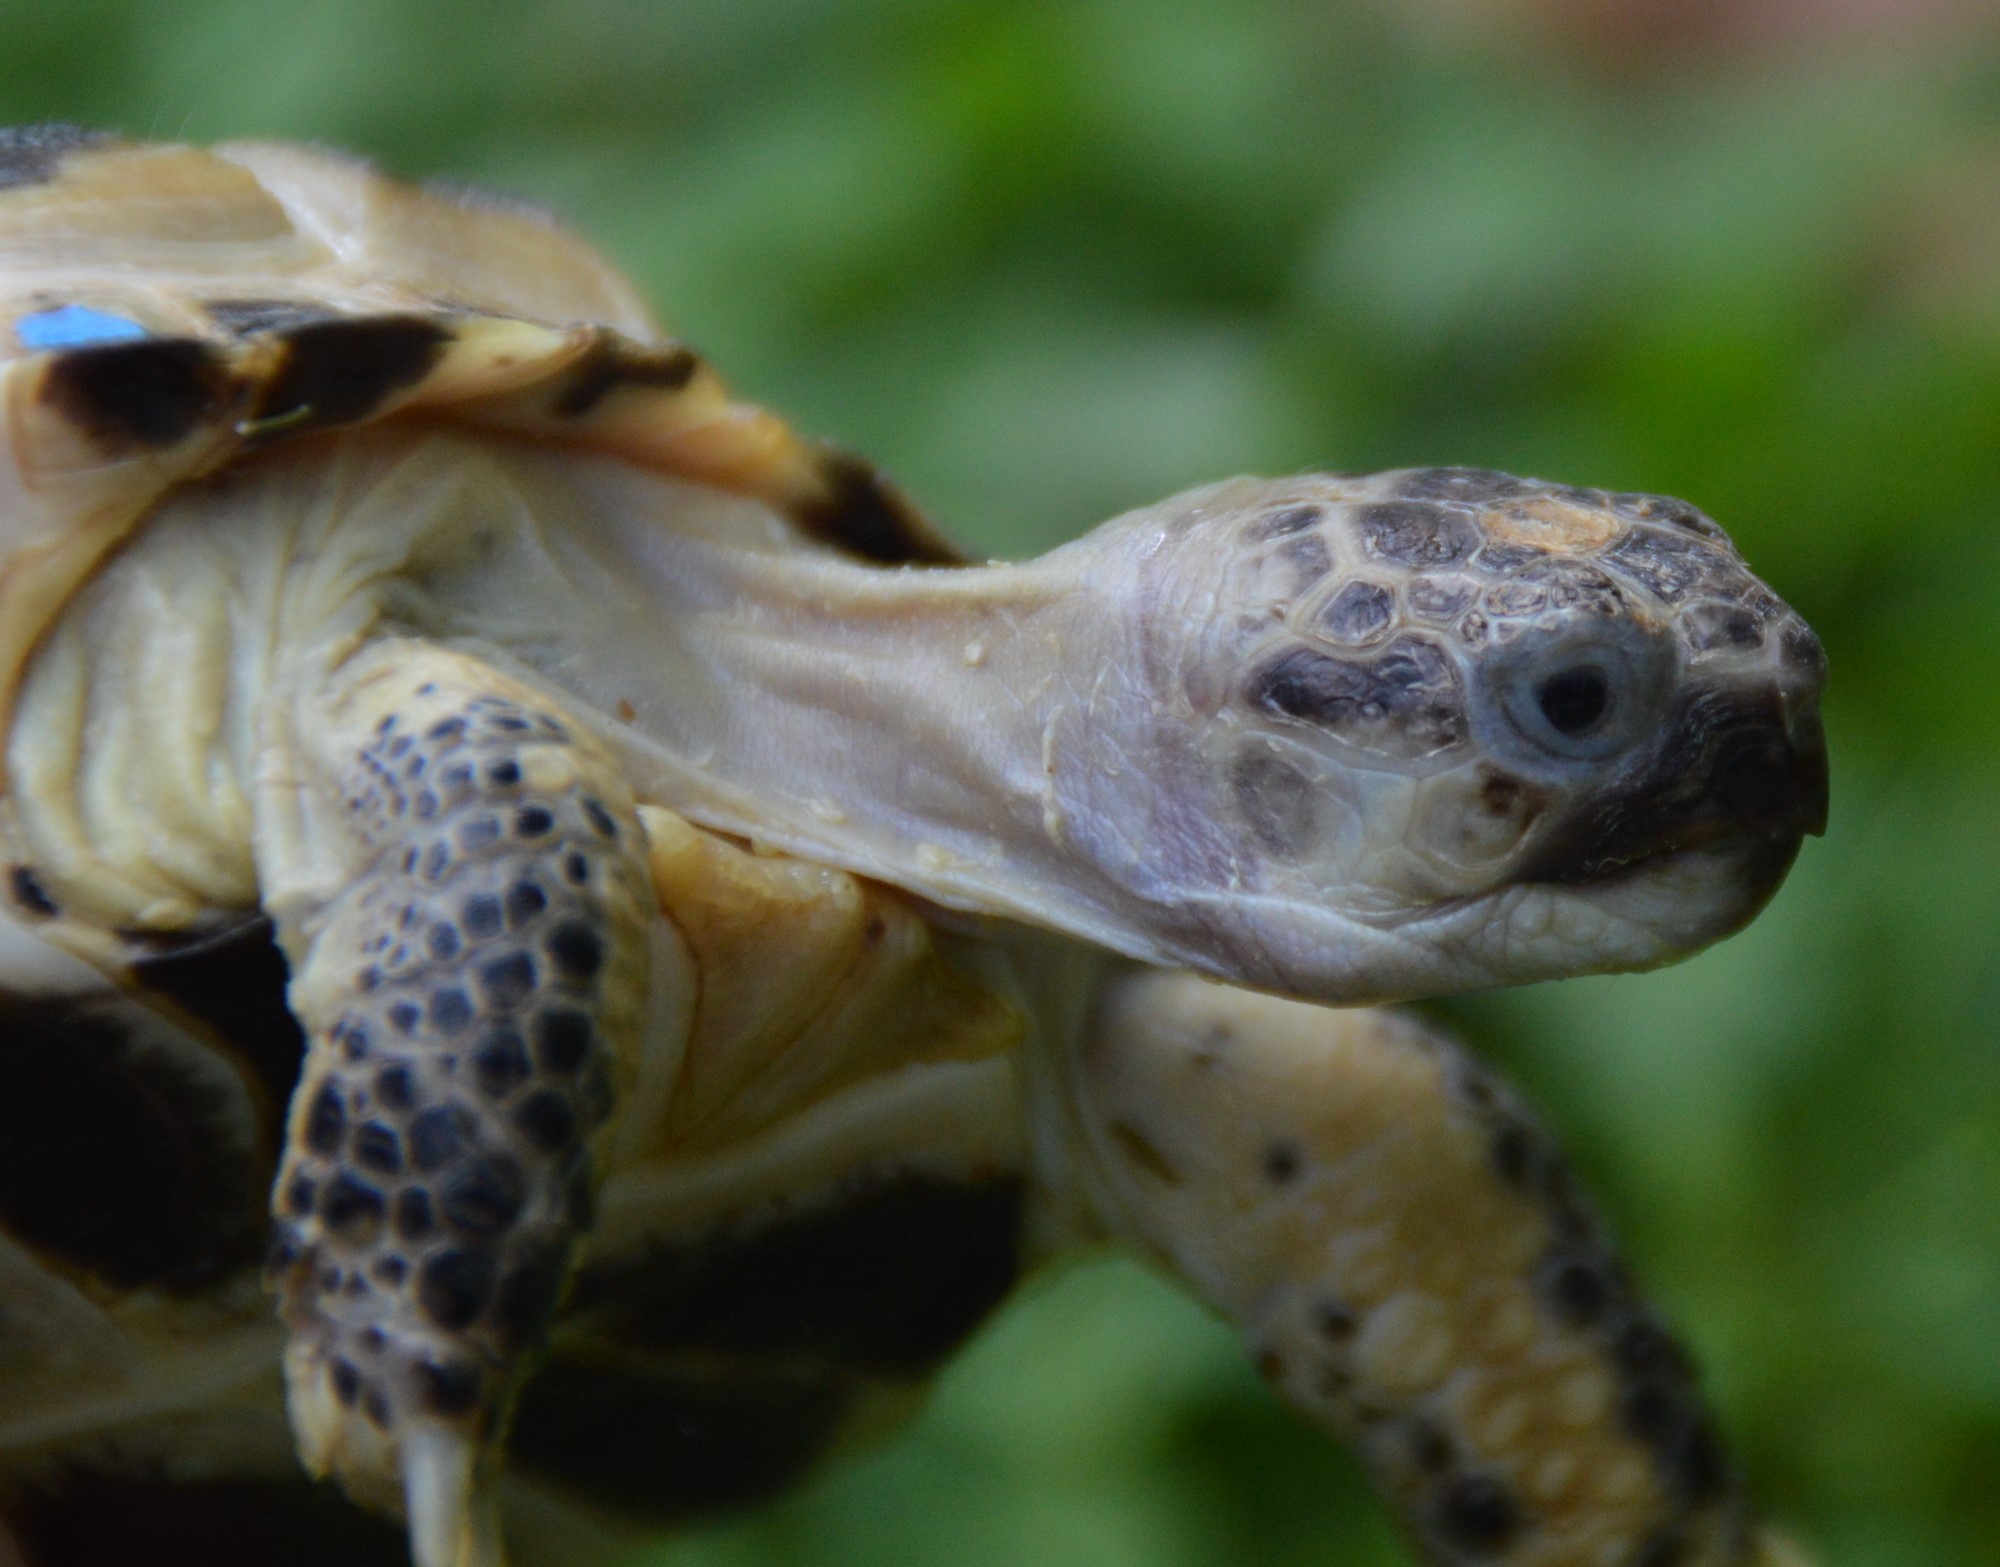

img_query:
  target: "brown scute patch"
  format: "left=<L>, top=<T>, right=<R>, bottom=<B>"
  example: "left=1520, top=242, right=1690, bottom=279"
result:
left=1230, top=747, right=1320, bottom=854
left=0, top=995, right=264, bottom=1291
left=1353, top=501, right=1481, bottom=565
left=10, top=1471, right=408, bottom=1567
left=0, top=122, right=111, bottom=190
left=129, top=918, right=307, bottom=1128
left=552, top=335, right=700, bottom=418
left=248, top=315, right=452, bottom=434
left=794, top=449, right=965, bottom=566
left=204, top=297, right=348, bottom=336
left=1250, top=637, right=1467, bottom=758
left=1406, top=576, right=1477, bottom=621
left=567, top=1174, right=1024, bottom=1378
left=40, top=337, right=234, bottom=450
left=511, top=1361, right=851, bottom=1525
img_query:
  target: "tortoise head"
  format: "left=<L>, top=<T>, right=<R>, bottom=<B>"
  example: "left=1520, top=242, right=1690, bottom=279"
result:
left=1047, top=467, right=1827, bottom=1000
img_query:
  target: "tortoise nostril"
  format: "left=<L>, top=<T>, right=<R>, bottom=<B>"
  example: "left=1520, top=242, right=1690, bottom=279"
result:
left=1537, top=668, right=1610, bottom=736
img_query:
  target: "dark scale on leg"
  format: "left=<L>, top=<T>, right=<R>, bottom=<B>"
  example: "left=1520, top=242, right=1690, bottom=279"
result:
left=267, top=647, right=655, bottom=1522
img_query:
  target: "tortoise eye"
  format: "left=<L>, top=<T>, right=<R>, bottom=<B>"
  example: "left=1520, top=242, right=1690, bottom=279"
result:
left=1536, top=668, right=1610, bottom=736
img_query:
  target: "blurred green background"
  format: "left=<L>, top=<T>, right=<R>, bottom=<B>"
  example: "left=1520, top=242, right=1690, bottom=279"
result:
left=4, top=1, right=1998, bottom=1563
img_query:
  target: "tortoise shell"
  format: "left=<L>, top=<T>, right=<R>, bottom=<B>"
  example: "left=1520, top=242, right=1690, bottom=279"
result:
left=0, top=126, right=958, bottom=736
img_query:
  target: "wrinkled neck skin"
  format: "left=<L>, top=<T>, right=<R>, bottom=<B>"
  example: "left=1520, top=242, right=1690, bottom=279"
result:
left=415, top=445, right=1305, bottom=986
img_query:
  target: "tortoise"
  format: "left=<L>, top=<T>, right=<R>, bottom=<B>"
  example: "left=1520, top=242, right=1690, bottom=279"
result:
left=0, top=125, right=1830, bottom=1567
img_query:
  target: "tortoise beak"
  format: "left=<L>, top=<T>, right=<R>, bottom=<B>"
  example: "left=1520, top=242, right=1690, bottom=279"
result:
left=1520, top=681, right=1829, bottom=885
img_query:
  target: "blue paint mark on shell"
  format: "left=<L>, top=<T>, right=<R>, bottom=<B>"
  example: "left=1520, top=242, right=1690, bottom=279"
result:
left=17, top=304, right=150, bottom=351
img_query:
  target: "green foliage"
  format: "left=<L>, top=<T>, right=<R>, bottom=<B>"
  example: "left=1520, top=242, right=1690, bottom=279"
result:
left=3, top=2, right=1996, bottom=1561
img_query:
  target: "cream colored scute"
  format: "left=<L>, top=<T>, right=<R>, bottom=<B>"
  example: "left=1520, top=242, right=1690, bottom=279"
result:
left=216, top=141, right=661, bottom=337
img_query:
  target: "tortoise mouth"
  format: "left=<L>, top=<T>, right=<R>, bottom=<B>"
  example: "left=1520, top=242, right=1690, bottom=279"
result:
left=1516, top=687, right=1828, bottom=888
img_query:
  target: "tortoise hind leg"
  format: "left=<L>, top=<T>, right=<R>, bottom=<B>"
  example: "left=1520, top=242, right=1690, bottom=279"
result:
left=1070, top=969, right=1812, bottom=1567
left=263, top=641, right=654, bottom=1567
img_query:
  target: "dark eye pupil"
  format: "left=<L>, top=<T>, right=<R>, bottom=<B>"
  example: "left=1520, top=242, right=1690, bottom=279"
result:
left=1538, top=668, right=1610, bottom=735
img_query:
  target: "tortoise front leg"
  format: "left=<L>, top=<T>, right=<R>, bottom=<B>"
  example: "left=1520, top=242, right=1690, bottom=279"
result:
left=1070, top=968, right=1812, bottom=1567
left=263, top=641, right=654, bottom=1567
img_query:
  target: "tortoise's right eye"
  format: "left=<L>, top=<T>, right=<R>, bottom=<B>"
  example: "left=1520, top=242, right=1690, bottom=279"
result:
left=1536, top=668, right=1610, bottom=736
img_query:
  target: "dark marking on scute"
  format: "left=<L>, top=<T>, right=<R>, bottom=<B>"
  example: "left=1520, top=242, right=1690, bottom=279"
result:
left=427, top=922, right=464, bottom=961
left=10, top=1472, right=411, bottom=1567
left=1684, top=602, right=1764, bottom=653
left=581, top=797, right=619, bottom=838
left=361, top=1384, right=392, bottom=1429
left=374, top=1256, right=407, bottom=1286
left=331, top=1358, right=362, bottom=1407
left=41, top=337, right=233, bottom=450
left=9, top=864, right=57, bottom=916
left=439, top=1153, right=526, bottom=1235
left=388, top=1000, right=421, bottom=1034
left=1603, top=528, right=1730, bottom=603
left=1407, top=576, right=1478, bottom=621
left=0, top=122, right=111, bottom=189
left=568, top=1175, right=1025, bottom=1378
left=1489, top=1117, right=1538, bottom=1187
left=793, top=447, right=964, bottom=566
left=204, top=298, right=345, bottom=336
left=419, top=1245, right=498, bottom=1328
left=418, top=1358, right=484, bottom=1419
left=553, top=336, right=699, bottom=418
left=287, top=1176, right=317, bottom=1217
left=1230, top=748, right=1319, bottom=854
left=1395, top=467, right=1527, bottom=504
left=1353, top=502, right=1480, bottom=565
left=511, top=1362, right=851, bottom=1525
left=1433, top=1474, right=1520, bottom=1555
left=1317, top=580, right=1395, bottom=646
left=248, top=316, right=451, bottom=434
left=1249, top=638, right=1467, bottom=757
